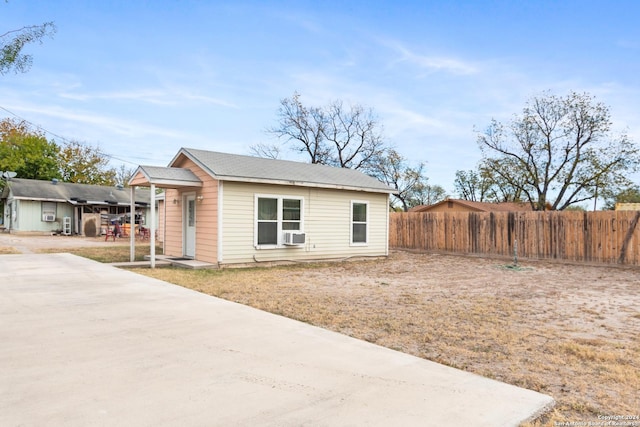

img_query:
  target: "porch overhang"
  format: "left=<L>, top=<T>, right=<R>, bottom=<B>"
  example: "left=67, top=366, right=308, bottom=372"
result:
left=127, top=166, right=202, bottom=268
left=128, top=166, right=203, bottom=188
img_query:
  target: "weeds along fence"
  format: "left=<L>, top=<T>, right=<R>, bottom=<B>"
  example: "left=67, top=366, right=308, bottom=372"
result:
left=389, top=210, right=640, bottom=265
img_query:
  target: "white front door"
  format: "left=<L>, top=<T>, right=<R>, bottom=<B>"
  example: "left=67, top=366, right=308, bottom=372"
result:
left=184, top=194, right=196, bottom=258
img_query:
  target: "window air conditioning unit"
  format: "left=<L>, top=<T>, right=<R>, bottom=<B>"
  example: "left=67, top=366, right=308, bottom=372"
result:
left=43, top=214, right=56, bottom=222
left=283, top=231, right=305, bottom=245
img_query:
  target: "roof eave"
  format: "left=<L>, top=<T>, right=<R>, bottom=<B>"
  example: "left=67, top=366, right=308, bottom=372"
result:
left=136, top=178, right=203, bottom=188
left=217, top=175, right=396, bottom=194
left=11, top=196, right=68, bottom=203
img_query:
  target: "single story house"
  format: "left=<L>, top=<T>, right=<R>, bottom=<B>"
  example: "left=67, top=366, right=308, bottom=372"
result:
left=129, top=148, right=396, bottom=267
left=410, top=199, right=532, bottom=213
left=1, top=178, right=154, bottom=236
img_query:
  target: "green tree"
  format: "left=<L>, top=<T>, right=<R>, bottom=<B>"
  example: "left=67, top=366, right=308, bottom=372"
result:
left=454, top=169, right=485, bottom=201
left=57, top=140, right=117, bottom=185
left=115, top=164, right=136, bottom=187
left=1, top=9, right=56, bottom=74
left=601, top=185, right=640, bottom=210
left=454, top=161, right=525, bottom=203
left=0, top=118, right=59, bottom=181
left=477, top=158, right=526, bottom=203
left=477, top=91, right=639, bottom=210
left=410, top=183, right=447, bottom=207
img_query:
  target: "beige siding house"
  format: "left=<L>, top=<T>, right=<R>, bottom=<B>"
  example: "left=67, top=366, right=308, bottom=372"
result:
left=129, top=148, right=395, bottom=267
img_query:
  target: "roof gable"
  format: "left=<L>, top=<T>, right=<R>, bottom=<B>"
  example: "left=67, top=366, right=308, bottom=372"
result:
left=129, top=165, right=202, bottom=188
left=170, top=148, right=395, bottom=194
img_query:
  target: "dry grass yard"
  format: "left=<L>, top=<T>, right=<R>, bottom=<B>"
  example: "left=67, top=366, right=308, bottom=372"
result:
left=137, top=251, right=640, bottom=426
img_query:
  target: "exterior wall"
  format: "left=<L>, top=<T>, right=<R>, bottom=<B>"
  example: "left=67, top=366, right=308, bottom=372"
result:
left=164, top=156, right=218, bottom=263
left=220, top=181, right=389, bottom=265
left=7, top=199, right=74, bottom=233
left=157, top=199, right=165, bottom=243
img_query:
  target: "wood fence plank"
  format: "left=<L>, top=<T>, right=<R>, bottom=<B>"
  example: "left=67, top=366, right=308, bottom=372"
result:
left=389, top=211, right=640, bottom=266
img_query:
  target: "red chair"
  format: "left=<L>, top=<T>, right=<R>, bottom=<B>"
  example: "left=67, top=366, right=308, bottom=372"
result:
left=105, top=227, right=116, bottom=241
left=139, top=227, right=150, bottom=240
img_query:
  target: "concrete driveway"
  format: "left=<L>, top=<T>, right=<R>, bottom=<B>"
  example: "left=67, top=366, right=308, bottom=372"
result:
left=0, top=253, right=554, bottom=426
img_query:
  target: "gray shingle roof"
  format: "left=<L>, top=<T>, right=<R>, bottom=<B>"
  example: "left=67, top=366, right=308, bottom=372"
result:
left=135, top=166, right=202, bottom=185
left=174, top=148, right=395, bottom=193
left=3, top=178, right=151, bottom=205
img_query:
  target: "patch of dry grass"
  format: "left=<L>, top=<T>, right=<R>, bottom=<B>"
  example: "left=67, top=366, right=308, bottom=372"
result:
left=39, top=244, right=161, bottom=263
left=0, top=246, right=21, bottom=254
left=137, top=252, right=640, bottom=426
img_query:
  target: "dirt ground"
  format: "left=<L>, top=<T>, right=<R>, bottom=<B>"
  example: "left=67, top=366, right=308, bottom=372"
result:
left=2, top=233, right=639, bottom=425
left=0, top=232, right=133, bottom=253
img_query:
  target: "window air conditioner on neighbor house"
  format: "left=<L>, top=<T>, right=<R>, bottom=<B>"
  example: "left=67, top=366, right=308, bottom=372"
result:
left=283, top=231, right=306, bottom=245
left=43, top=214, right=56, bottom=222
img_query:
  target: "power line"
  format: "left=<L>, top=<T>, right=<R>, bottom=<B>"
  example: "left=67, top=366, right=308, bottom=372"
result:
left=0, top=105, right=140, bottom=166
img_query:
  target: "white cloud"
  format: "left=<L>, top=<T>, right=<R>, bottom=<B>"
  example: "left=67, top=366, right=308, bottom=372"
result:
left=57, top=86, right=237, bottom=108
left=379, top=38, right=478, bottom=75
left=7, top=102, right=190, bottom=140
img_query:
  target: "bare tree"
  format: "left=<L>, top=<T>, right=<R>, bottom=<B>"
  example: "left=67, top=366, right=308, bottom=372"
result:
left=478, top=91, right=639, bottom=210
left=248, top=142, right=282, bottom=159
left=264, top=92, right=331, bottom=164
left=372, top=149, right=431, bottom=211
left=322, top=100, right=385, bottom=172
left=264, top=92, right=385, bottom=173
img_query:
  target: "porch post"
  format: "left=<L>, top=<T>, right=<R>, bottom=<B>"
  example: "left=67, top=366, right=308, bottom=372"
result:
left=150, top=183, right=156, bottom=268
left=130, top=186, right=136, bottom=262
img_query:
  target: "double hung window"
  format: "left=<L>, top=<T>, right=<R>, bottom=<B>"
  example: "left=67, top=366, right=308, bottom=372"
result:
left=351, top=201, right=368, bottom=245
left=256, top=196, right=302, bottom=246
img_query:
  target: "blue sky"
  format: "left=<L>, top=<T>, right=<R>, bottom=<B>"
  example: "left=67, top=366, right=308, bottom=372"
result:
left=2, top=1, right=639, bottom=193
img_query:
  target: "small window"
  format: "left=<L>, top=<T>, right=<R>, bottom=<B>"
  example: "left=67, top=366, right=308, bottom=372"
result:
left=282, top=199, right=301, bottom=231
left=351, top=201, right=368, bottom=244
left=255, top=196, right=304, bottom=247
left=41, top=202, right=56, bottom=221
left=187, top=199, right=196, bottom=227
left=257, top=197, right=278, bottom=245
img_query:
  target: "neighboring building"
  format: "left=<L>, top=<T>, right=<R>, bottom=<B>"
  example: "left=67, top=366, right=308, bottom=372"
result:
left=129, top=148, right=396, bottom=266
left=615, top=203, right=640, bottom=211
left=1, top=178, right=154, bottom=235
left=410, top=199, right=533, bottom=213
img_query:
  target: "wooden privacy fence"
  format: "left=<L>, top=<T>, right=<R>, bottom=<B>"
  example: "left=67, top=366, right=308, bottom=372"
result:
left=389, top=211, right=640, bottom=265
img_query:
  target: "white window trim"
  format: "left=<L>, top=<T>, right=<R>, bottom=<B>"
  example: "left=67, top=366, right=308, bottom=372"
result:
left=254, top=194, right=304, bottom=249
left=40, top=202, right=58, bottom=221
left=350, top=200, right=369, bottom=246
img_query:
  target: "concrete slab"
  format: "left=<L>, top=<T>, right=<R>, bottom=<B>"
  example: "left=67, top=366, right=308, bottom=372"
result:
left=0, top=253, right=554, bottom=426
left=151, top=255, right=218, bottom=269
